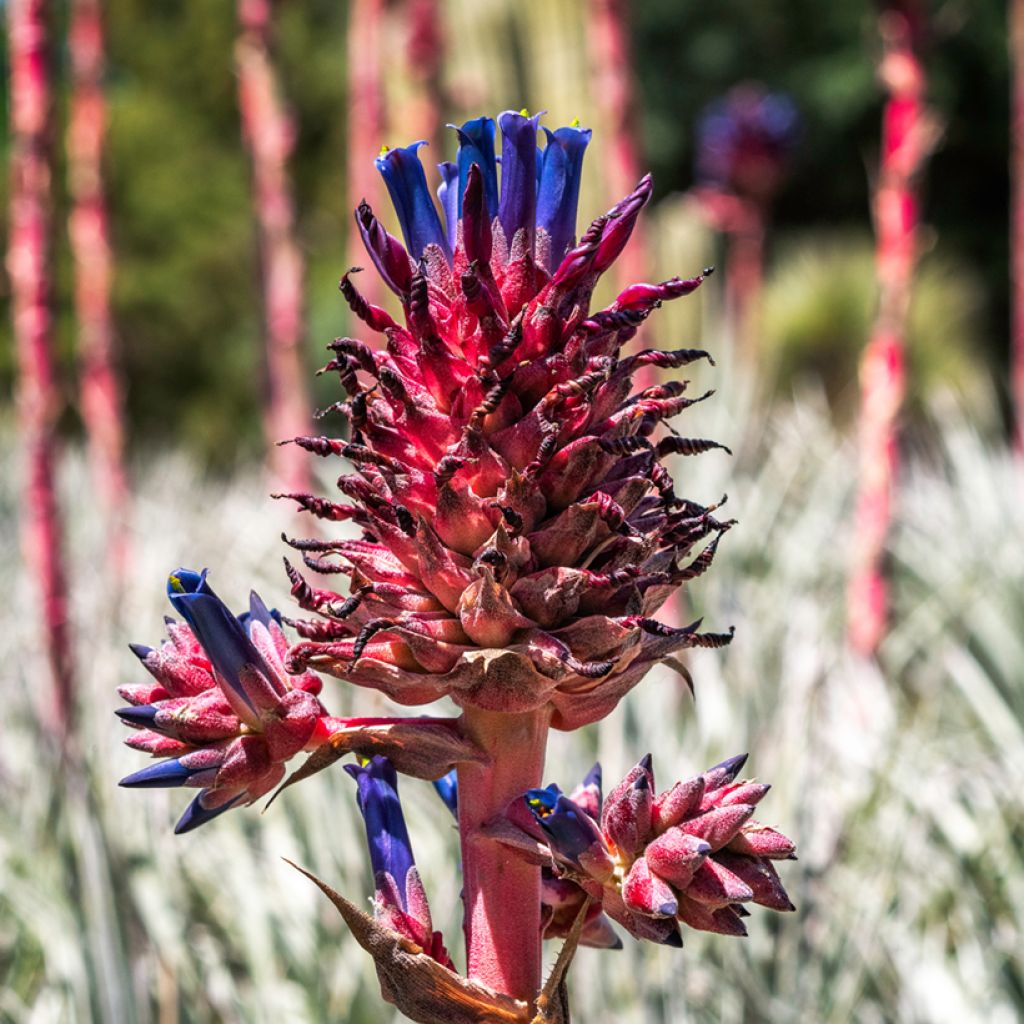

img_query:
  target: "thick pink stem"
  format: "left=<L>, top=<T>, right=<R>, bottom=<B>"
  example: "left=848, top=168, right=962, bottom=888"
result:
left=68, top=0, right=130, bottom=578
left=8, top=0, right=75, bottom=731
left=236, top=0, right=311, bottom=492
left=848, top=5, right=932, bottom=655
left=458, top=706, right=550, bottom=1002
left=1012, top=0, right=1024, bottom=453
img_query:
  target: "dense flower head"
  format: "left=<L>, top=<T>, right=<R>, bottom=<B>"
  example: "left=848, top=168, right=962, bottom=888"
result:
left=346, top=755, right=454, bottom=967
left=696, top=85, right=800, bottom=202
left=282, top=110, right=734, bottom=729
left=499, top=753, right=795, bottom=947
left=117, top=569, right=328, bottom=833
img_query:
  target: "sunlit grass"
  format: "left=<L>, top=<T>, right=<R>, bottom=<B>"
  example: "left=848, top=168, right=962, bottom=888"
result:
left=2, top=386, right=1022, bottom=1023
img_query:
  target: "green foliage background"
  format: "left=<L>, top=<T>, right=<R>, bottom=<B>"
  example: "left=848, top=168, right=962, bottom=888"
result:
left=0, top=0, right=1011, bottom=458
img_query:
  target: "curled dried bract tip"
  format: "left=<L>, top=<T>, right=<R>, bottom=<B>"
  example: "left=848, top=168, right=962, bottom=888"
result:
left=286, top=859, right=532, bottom=1024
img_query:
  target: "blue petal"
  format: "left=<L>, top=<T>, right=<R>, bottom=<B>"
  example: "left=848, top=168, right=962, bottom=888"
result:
left=537, top=124, right=591, bottom=270
left=437, top=161, right=459, bottom=253
left=174, top=791, right=243, bottom=834
left=167, top=568, right=268, bottom=713
left=128, top=642, right=154, bottom=661
left=375, top=142, right=451, bottom=263
left=452, top=116, right=499, bottom=220
left=498, top=110, right=543, bottom=250
left=115, top=705, right=159, bottom=728
left=431, top=769, right=458, bottom=818
left=345, top=756, right=416, bottom=908
left=120, top=757, right=196, bottom=789
left=525, top=783, right=563, bottom=815
left=238, top=593, right=285, bottom=635
left=526, top=790, right=603, bottom=865
left=580, top=762, right=602, bottom=794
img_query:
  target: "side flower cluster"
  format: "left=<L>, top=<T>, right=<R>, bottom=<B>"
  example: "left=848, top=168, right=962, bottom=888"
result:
left=118, top=571, right=479, bottom=833
left=117, top=569, right=329, bottom=832
left=499, top=753, right=795, bottom=947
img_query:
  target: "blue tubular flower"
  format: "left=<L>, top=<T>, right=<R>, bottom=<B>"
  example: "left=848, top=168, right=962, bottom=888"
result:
left=115, top=704, right=160, bottom=728
left=119, top=746, right=224, bottom=789
left=453, top=116, right=499, bottom=220
left=167, top=569, right=280, bottom=718
left=175, top=792, right=244, bottom=834
left=497, top=110, right=543, bottom=251
left=536, top=124, right=592, bottom=271
left=345, top=756, right=416, bottom=909
left=119, top=758, right=202, bottom=788
left=375, top=142, right=452, bottom=263
left=525, top=787, right=606, bottom=868
left=436, top=161, right=459, bottom=252
left=241, top=590, right=277, bottom=630
left=696, top=86, right=800, bottom=200
left=432, top=769, right=458, bottom=817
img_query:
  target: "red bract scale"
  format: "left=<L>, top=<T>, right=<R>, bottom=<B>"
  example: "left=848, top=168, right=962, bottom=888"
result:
left=281, top=111, right=734, bottom=731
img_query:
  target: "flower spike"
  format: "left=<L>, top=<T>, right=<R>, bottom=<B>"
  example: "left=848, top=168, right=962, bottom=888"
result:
left=284, top=115, right=727, bottom=729
left=115, top=107, right=756, bottom=1018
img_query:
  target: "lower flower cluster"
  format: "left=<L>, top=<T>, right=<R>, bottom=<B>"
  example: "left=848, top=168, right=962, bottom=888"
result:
left=496, top=753, right=795, bottom=948
left=117, top=570, right=329, bottom=832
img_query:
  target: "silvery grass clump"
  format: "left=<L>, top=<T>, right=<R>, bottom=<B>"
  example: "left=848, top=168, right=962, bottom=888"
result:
left=112, top=112, right=795, bottom=1020
left=2, top=391, right=1023, bottom=1022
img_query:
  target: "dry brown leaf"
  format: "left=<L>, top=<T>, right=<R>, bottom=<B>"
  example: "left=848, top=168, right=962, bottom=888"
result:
left=266, top=721, right=486, bottom=810
left=286, top=859, right=532, bottom=1024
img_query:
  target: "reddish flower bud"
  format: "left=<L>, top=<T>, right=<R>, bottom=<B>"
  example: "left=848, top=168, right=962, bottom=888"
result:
left=622, top=856, right=678, bottom=917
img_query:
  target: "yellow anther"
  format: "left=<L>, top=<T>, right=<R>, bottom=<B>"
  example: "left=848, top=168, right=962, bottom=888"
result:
left=168, top=574, right=184, bottom=593
left=520, top=107, right=530, bottom=117
left=570, top=117, right=581, bottom=128
left=379, top=144, right=390, bottom=156
left=527, top=795, right=554, bottom=817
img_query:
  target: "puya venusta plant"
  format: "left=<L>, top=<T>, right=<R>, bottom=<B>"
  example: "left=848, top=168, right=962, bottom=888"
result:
left=115, top=111, right=795, bottom=1022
